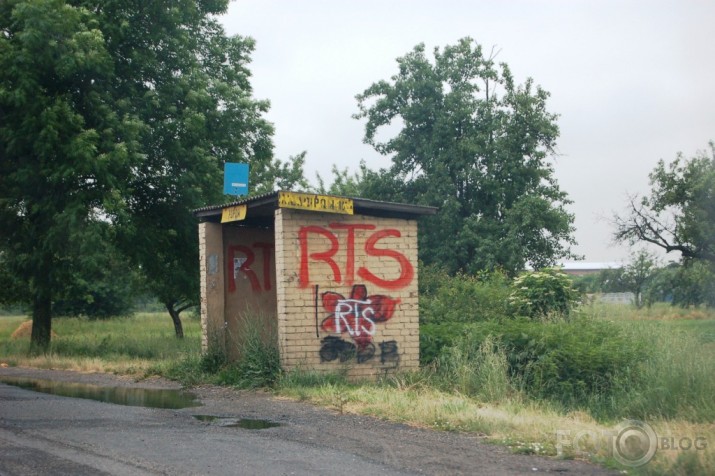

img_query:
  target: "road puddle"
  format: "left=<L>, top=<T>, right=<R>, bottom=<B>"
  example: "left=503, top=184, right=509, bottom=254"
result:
left=193, top=415, right=281, bottom=429
left=0, top=376, right=200, bottom=409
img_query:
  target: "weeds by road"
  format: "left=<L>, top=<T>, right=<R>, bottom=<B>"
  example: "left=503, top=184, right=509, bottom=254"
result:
left=1, top=306, right=714, bottom=475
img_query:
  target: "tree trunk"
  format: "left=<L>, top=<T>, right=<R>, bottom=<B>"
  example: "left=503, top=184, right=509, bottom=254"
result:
left=166, top=302, right=184, bottom=339
left=30, top=282, right=53, bottom=354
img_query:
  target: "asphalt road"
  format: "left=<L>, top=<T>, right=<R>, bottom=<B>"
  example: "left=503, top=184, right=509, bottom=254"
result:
left=0, top=367, right=616, bottom=476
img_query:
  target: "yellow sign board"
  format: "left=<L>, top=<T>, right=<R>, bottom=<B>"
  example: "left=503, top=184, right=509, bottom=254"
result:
left=278, top=191, right=353, bottom=215
left=221, top=204, right=247, bottom=223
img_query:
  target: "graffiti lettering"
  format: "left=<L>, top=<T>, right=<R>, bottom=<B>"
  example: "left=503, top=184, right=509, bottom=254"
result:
left=358, top=229, right=413, bottom=289
left=227, top=242, right=275, bottom=293
left=332, top=299, right=376, bottom=337
left=379, top=340, right=400, bottom=367
left=319, top=336, right=355, bottom=363
left=328, top=223, right=375, bottom=285
left=320, top=285, right=399, bottom=364
left=299, top=224, right=414, bottom=290
left=299, top=226, right=341, bottom=284
left=319, top=336, right=397, bottom=366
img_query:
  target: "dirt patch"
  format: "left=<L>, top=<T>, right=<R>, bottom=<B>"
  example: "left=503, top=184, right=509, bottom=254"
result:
left=10, top=321, right=58, bottom=340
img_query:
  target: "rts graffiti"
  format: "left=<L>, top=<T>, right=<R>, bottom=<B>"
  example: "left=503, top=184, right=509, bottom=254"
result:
left=318, top=284, right=400, bottom=365
left=227, top=242, right=275, bottom=293
left=299, top=223, right=414, bottom=290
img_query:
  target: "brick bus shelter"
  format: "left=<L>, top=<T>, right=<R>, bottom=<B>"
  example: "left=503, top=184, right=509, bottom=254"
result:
left=193, top=191, right=436, bottom=379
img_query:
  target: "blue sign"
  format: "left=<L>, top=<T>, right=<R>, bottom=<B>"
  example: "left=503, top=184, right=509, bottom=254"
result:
left=223, top=163, right=249, bottom=196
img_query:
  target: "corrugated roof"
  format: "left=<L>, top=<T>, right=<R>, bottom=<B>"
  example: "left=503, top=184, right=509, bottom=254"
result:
left=192, top=190, right=438, bottom=222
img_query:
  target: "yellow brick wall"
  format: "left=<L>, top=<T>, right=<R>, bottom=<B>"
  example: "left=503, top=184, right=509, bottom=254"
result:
left=275, top=208, right=419, bottom=378
left=199, top=222, right=225, bottom=354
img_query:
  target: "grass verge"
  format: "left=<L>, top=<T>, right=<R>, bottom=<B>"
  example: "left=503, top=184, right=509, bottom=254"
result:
left=1, top=306, right=714, bottom=474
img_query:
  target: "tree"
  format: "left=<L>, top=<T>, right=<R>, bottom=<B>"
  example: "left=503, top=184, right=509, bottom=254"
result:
left=645, top=261, right=715, bottom=308
left=622, top=250, right=658, bottom=309
left=52, top=222, right=140, bottom=319
left=88, top=1, right=279, bottom=338
left=315, top=160, right=369, bottom=197
left=615, top=142, right=715, bottom=265
left=103, top=2, right=311, bottom=338
left=354, top=38, right=576, bottom=275
left=1, top=1, right=305, bottom=346
left=0, top=0, right=141, bottom=350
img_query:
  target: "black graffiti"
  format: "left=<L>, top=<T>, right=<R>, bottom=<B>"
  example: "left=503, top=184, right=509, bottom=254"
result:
left=357, top=342, right=375, bottom=363
left=379, top=340, right=400, bottom=367
left=319, top=336, right=355, bottom=363
left=320, top=337, right=397, bottom=366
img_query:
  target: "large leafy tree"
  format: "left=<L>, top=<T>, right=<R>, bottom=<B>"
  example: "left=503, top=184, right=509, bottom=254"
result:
left=354, top=38, right=576, bottom=275
left=615, top=142, right=715, bottom=265
left=0, top=0, right=141, bottom=350
left=1, top=0, right=300, bottom=346
left=52, top=222, right=140, bottom=319
left=97, top=0, right=281, bottom=338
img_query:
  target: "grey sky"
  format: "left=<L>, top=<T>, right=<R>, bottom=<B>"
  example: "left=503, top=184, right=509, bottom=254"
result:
left=221, top=0, right=715, bottom=263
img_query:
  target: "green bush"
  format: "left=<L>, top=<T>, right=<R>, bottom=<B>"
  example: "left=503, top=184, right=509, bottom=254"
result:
left=426, top=317, right=646, bottom=412
left=420, top=323, right=468, bottom=365
left=419, top=266, right=511, bottom=325
left=508, top=268, right=581, bottom=319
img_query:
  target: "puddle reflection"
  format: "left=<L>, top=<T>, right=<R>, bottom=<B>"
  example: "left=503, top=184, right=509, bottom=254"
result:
left=0, top=376, right=200, bottom=409
left=192, top=415, right=281, bottom=429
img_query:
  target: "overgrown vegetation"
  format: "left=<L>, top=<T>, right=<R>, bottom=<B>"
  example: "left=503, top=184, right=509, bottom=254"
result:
left=164, top=316, right=281, bottom=389
left=419, top=268, right=715, bottom=422
left=3, top=270, right=715, bottom=474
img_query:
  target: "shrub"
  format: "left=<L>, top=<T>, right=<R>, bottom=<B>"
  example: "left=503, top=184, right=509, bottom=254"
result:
left=428, top=317, right=646, bottom=412
left=508, top=268, right=581, bottom=319
left=420, top=323, right=468, bottom=365
left=419, top=266, right=511, bottom=324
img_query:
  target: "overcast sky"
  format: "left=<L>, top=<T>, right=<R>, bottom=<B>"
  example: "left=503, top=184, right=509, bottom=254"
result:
left=220, top=0, right=715, bottom=264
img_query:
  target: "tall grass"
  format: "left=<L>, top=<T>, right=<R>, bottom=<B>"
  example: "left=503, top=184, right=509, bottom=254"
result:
left=0, top=313, right=201, bottom=373
left=432, top=335, right=513, bottom=402
left=165, top=313, right=281, bottom=388
left=590, top=308, right=715, bottom=422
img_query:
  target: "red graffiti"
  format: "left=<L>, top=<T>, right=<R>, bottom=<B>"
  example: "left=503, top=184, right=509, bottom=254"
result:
left=328, top=223, right=376, bottom=285
left=321, top=284, right=400, bottom=350
left=299, top=224, right=414, bottom=290
left=358, top=229, right=414, bottom=289
left=227, top=242, right=275, bottom=293
left=299, top=226, right=341, bottom=284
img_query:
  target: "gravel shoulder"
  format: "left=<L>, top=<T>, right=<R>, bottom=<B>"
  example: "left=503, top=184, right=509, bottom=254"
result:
left=0, top=366, right=617, bottom=475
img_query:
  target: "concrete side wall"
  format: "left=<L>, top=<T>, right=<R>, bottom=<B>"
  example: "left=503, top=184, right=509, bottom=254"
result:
left=199, top=222, right=225, bottom=354
left=274, top=208, right=419, bottom=379
left=222, top=226, right=277, bottom=360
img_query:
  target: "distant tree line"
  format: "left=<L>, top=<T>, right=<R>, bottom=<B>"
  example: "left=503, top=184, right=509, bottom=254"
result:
left=572, top=251, right=715, bottom=309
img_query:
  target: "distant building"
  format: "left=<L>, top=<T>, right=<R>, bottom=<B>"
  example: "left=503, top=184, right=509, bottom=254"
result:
left=558, top=261, right=622, bottom=276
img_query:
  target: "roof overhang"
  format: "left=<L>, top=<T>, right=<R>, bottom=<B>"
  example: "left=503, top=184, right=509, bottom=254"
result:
left=193, top=191, right=438, bottom=224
